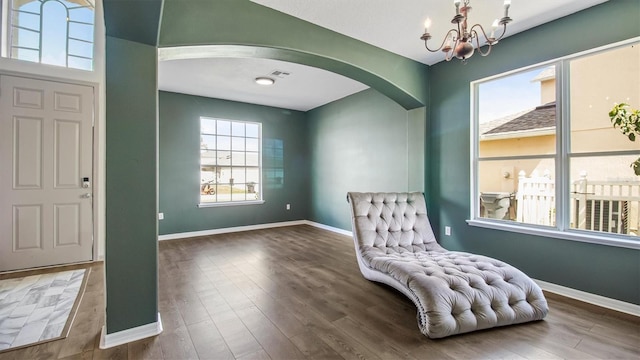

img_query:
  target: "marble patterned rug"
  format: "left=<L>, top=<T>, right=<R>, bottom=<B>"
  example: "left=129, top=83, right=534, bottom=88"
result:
left=0, top=268, right=88, bottom=352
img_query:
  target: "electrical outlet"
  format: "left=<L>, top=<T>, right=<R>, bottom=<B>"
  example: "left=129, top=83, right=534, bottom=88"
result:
left=286, top=204, right=291, bottom=210
left=158, top=212, right=164, bottom=220
left=445, top=226, right=451, bottom=236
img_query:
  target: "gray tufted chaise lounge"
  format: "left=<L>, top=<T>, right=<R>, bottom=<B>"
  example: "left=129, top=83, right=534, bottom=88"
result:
left=347, top=192, right=548, bottom=338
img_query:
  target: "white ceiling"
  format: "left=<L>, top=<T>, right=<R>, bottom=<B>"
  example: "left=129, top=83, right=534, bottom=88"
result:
left=158, top=0, right=608, bottom=111
left=158, top=57, right=369, bottom=112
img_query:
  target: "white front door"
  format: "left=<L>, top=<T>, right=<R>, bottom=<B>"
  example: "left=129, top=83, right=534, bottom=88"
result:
left=0, top=75, right=94, bottom=272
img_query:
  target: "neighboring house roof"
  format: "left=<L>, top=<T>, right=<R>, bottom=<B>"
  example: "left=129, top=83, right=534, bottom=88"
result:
left=479, top=109, right=531, bottom=135
left=531, top=66, right=555, bottom=83
left=483, top=102, right=556, bottom=136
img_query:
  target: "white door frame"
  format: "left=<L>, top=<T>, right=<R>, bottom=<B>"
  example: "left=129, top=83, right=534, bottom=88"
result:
left=0, top=70, right=101, bottom=268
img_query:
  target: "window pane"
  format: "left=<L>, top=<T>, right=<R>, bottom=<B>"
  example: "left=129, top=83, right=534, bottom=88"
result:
left=68, top=39, right=93, bottom=59
left=478, top=159, right=556, bottom=226
left=41, top=1, right=73, bottom=67
left=201, top=118, right=216, bottom=134
left=570, top=155, right=639, bottom=236
left=246, top=180, right=258, bottom=197
left=569, top=44, right=640, bottom=153
left=231, top=191, right=246, bottom=202
left=246, top=123, right=259, bottom=138
left=201, top=167, right=216, bottom=184
left=232, top=136, right=245, bottom=151
left=478, top=66, right=557, bottom=158
left=232, top=168, right=246, bottom=184
left=69, top=21, right=94, bottom=43
left=201, top=150, right=216, bottom=165
left=246, top=152, right=259, bottom=166
left=201, top=135, right=215, bottom=150
left=246, top=138, right=259, bottom=152
left=217, top=136, right=231, bottom=150
left=218, top=167, right=232, bottom=184
left=246, top=168, right=260, bottom=183
left=217, top=120, right=231, bottom=135
left=231, top=152, right=245, bottom=166
left=14, top=28, right=39, bottom=49
left=68, top=56, right=92, bottom=71
left=217, top=151, right=231, bottom=166
left=12, top=48, right=39, bottom=63
left=200, top=167, right=217, bottom=203
left=232, top=122, right=245, bottom=136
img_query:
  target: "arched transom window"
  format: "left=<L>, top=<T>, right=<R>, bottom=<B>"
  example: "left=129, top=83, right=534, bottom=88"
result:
left=5, top=0, right=94, bottom=70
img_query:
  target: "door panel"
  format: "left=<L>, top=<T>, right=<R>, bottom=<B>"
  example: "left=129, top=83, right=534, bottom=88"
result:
left=13, top=205, right=43, bottom=251
left=13, top=116, right=44, bottom=189
left=54, top=119, right=81, bottom=188
left=54, top=92, right=83, bottom=113
left=1, top=75, right=94, bottom=271
left=14, top=87, right=44, bottom=109
left=54, top=204, right=81, bottom=246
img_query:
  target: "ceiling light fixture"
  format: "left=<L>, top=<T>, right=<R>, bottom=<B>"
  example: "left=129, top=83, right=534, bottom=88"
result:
left=255, top=77, right=275, bottom=85
left=420, top=0, right=512, bottom=63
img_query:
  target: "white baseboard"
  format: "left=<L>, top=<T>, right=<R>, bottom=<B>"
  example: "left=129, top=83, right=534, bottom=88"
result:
left=534, top=279, right=640, bottom=317
left=158, top=220, right=307, bottom=241
left=100, top=313, right=163, bottom=349
left=305, top=221, right=353, bottom=237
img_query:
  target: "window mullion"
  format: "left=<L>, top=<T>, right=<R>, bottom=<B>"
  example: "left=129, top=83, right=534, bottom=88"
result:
left=470, top=82, right=480, bottom=220
left=556, top=61, right=571, bottom=232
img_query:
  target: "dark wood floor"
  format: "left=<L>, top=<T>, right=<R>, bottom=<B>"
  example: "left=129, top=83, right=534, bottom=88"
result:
left=1, top=225, right=638, bottom=359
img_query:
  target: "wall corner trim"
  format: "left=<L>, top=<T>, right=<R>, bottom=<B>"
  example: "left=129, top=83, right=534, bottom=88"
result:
left=534, top=279, right=640, bottom=317
left=99, top=313, right=163, bottom=349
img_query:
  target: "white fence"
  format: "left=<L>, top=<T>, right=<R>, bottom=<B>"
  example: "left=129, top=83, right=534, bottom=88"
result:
left=516, top=170, right=555, bottom=226
left=515, top=170, right=640, bottom=236
left=571, top=172, right=640, bottom=235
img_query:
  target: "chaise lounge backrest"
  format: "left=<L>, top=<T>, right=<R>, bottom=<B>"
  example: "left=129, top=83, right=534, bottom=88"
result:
left=347, top=192, right=445, bottom=264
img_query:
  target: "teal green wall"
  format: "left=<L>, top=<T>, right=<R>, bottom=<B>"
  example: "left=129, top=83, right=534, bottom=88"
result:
left=103, top=0, right=162, bottom=46
left=158, top=91, right=309, bottom=235
left=428, top=1, right=640, bottom=304
left=158, top=0, right=429, bottom=110
left=105, top=36, right=158, bottom=333
left=307, top=89, right=426, bottom=230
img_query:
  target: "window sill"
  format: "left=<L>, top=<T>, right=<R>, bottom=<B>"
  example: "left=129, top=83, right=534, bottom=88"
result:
left=466, top=219, right=640, bottom=250
left=198, top=200, right=265, bottom=208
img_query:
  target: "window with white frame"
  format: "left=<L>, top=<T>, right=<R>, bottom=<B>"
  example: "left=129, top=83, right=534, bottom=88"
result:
left=2, top=0, right=95, bottom=70
left=471, top=40, right=640, bottom=245
left=200, top=117, right=262, bottom=205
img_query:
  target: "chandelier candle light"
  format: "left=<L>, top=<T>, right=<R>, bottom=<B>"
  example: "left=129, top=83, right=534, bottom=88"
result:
left=421, top=0, right=512, bottom=63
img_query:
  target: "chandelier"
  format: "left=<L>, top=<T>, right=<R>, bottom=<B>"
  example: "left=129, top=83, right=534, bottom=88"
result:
left=420, top=0, right=512, bottom=63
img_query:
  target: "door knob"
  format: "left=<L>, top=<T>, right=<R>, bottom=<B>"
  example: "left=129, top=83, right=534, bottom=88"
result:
left=81, top=193, right=92, bottom=198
